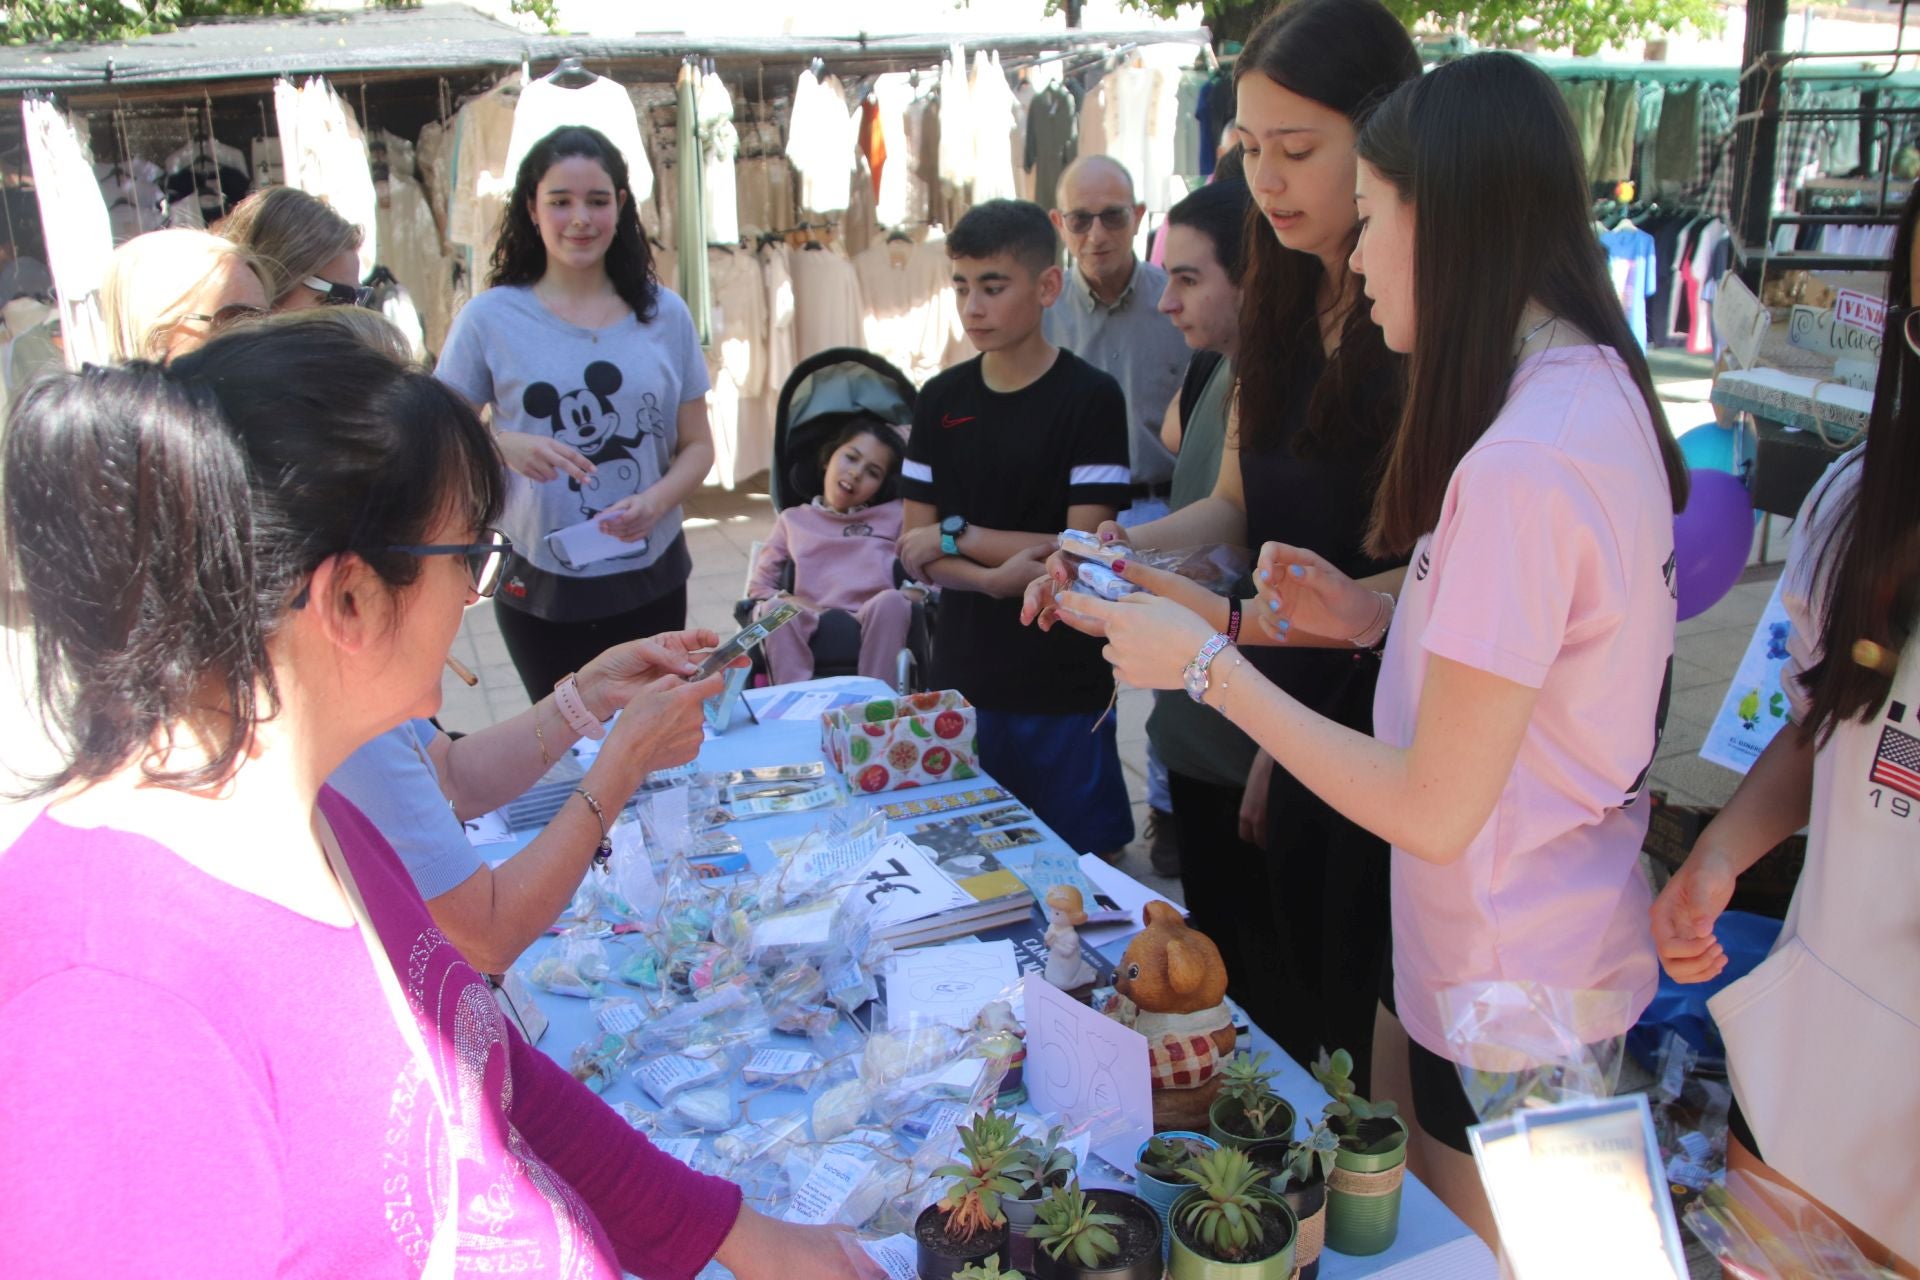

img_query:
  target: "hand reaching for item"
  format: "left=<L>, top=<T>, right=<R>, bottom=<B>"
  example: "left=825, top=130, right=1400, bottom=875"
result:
left=577, top=630, right=717, bottom=719
left=1252, top=542, right=1382, bottom=643
left=592, top=673, right=724, bottom=796
left=1649, top=844, right=1736, bottom=983
left=497, top=432, right=595, bottom=484
left=714, top=1207, right=887, bottom=1280
left=1054, top=588, right=1219, bottom=691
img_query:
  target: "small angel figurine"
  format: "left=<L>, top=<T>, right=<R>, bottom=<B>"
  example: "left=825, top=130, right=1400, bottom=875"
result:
left=1042, top=884, right=1098, bottom=990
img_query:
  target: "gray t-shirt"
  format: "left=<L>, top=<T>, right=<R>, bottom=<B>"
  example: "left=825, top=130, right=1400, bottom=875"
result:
left=436, top=284, right=711, bottom=621
left=1042, top=257, right=1188, bottom=487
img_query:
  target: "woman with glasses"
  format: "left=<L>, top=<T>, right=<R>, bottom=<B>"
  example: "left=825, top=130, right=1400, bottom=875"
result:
left=220, top=184, right=370, bottom=311
left=437, top=124, right=715, bottom=703
left=0, top=321, right=879, bottom=1280
left=99, top=227, right=270, bottom=362
left=1650, top=183, right=1920, bottom=1275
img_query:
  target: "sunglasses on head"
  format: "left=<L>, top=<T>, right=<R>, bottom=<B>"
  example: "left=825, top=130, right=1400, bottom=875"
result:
left=178, top=302, right=268, bottom=333
left=303, top=276, right=375, bottom=308
left=1063, top=206, right=1134, bottom=235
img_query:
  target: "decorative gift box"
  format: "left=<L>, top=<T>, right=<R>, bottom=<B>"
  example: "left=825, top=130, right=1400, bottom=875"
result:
left=821, top=690, right=980, bottom=793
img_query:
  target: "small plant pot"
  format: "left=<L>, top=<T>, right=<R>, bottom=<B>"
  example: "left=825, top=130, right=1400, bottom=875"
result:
left=1134, top=1130, right=1218, bottom=1257
left=1166, top=1187, right=1297, bottom=1280
left=1322, top=1118, right=1408, bottom=1258
left=1208, top=1093, right=1297, bottom=1152
left=1003, top=1187, right=1045, bottom=1274
left=914, top=1203, right=1010, bottom=1280
left=1031, top=1190, right=1164, bottom=1280
left=1276, top=1175, right=1327, bottom=1280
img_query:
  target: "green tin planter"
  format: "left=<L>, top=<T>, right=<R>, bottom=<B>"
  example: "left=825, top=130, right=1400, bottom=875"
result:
left=1134, top=1131, right=1219, bottom=1258
left=1208, top=1093, right=1297, bottom=1152
left=1166, top=1186, right=1297, bottom=1280
left=1321, top=1118, right=1409, bottom=1257
left=1240, top=1141, right=1326, bottom=1280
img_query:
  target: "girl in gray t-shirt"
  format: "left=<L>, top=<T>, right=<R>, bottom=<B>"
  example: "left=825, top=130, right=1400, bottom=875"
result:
left=437, top=124, right=714, bottom=701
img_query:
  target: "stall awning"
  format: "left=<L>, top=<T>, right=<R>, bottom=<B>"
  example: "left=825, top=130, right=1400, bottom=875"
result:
left=0, top=3, right=1206, bottom=96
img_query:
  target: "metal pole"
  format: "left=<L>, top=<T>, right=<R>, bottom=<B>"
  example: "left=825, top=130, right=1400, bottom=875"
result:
left=1735, top=0, right=1790, bottom=282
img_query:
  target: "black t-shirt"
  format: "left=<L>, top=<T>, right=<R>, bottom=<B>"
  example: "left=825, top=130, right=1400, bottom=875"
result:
left=903, top=350, right=1132, bottom=714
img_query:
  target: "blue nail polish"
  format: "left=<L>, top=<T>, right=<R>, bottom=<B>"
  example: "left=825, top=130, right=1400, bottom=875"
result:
left=1277, top=619, right=1290, bottom=632
left=1290, top=564, right=1306, bottom=578
left=1258, top=569, right=1270, bottom=582
left=1268, top=599, right=1279, bottom=612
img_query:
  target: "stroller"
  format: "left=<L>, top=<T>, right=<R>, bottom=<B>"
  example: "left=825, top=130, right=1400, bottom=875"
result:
left=736, top=347, right=934, bottom=692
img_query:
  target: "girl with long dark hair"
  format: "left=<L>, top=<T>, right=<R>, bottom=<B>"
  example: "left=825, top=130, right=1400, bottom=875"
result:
left=1651, top=186, right=1920, bottom=1275
left=439, top=124, right=715, bottom=702
left=0, top=324, right=875, bottom=1277
left=1025, top=0, right=1418, bottom=1087
left=1068, top=53, right=1689, bottom=1245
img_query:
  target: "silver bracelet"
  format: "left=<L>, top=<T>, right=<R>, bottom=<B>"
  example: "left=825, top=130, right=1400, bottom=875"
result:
left=1346, top=591, right=1395, bottom=649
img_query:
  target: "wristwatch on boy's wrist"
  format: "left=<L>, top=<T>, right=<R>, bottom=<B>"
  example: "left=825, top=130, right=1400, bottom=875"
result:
left=1183, top=634, right=1234, bottom=704
left=939, top=514, right=969, bottom=556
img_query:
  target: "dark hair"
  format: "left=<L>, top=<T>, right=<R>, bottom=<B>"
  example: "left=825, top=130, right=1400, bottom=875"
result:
left=490, top=125, right=658, bottom=323
left=818, top=415, right=907, bottom=505
left=1166, top=179, right=1254, bottom=284
left=1354, top=53, right=1688, bottom=556
left=947, top=198, right=1060, bottom=278
left=1798, top=180, right=1920, bottom=742
left=1232, top=0, right=1420, bottom=460
left=3, top=325, right=504, bottom=795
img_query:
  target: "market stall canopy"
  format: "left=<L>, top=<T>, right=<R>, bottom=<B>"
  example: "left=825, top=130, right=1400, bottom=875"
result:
left=0, top=3, right=1206, bottom=96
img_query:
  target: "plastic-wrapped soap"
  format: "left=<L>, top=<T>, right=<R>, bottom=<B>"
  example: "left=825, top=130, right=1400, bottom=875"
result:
left=669, top=1086, right=738, bottom=1131
left=811, top=1079, right=868, bottom=1142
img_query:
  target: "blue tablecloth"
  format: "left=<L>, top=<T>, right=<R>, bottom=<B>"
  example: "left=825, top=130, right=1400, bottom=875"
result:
left=514, top=680, right=1495, bottom=1280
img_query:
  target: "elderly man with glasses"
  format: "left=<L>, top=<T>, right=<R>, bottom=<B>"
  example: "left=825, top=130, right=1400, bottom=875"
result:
left=1044, top=153, right=1195, bottom=875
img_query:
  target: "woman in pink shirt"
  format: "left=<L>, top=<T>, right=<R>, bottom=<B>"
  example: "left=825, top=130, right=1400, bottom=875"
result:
left=0, top=322, right=878, bottom=1280
left=1063, top=54, right=1689, bottom=1247
left=746, top=415, right=916, bottom=684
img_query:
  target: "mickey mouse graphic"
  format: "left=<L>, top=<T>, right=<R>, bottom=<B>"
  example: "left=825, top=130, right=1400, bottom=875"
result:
left=522, top=361, right=656, bottom=519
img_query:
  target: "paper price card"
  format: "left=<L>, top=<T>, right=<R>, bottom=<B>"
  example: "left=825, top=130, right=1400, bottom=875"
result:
left=783, top=1144, right=877, bottom=1224
left=1470, top=1095, right=1687, bottom=1280
left=633, top=1053, right=724, bottom=1106
left=860, top=1234, right=919, bottom=1280
left=596, top=1001, right=646, bottom=1035
left=743, top=1048, right=819, bottom=1085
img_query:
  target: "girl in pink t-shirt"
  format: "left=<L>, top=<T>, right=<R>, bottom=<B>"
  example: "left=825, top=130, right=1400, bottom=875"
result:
left=747, top=416, right=916, bottom=684
left=1061, top=54, right=1690, bottom=1248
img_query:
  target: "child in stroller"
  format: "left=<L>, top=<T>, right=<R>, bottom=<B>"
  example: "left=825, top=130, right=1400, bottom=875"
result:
left=745, top=413, right=919, bottom=684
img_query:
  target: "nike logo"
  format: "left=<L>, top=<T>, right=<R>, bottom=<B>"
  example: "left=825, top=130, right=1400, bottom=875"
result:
left=941, top=413, right=976, bottom=429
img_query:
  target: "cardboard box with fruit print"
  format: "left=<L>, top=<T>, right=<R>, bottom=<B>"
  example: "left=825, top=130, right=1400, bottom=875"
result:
left=820, top=690, right=980, bottom=795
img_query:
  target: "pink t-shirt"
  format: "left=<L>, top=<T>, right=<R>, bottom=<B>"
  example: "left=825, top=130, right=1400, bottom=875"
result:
left=1374, top=345, right=1674, bottom=1066
left=0, top=788, right=741, bottom=1278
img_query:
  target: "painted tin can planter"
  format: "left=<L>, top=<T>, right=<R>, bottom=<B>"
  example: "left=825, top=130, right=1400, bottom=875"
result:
left=1321, top=1118, right=1409, bottom=1257
left=1030, top=1190, right=1164, bottom=1280
left=1134, top=1131, right=1219, bottom=1258
left=1208, top=1094, right=1297, bottom=1152
left=1166, top=1187, right=1298, bottom=1280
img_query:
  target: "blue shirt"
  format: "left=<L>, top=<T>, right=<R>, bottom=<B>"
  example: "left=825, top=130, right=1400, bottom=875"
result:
left=328, top=719, right=482, bottom=900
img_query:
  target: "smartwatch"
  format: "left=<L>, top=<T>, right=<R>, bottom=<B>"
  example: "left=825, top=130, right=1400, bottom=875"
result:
left=939, top=513, right=969, bottom=557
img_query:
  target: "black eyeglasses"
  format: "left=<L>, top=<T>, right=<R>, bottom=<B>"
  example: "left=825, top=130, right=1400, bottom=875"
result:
left=303, top=276, right=375, bottom=309
left=385, top=529, right=512, bottom=597
left=1062, top=206, right=1134, bottom=235
left=177, top=302, right=268, bottom=333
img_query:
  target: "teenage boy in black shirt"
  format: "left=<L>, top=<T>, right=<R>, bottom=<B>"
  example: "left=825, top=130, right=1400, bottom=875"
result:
left=897, top=199, right=1136, bottom=860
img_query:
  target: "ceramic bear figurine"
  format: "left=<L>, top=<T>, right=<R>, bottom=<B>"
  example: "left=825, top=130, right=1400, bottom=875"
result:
left=1103, top=901, right=1236, bottom=1131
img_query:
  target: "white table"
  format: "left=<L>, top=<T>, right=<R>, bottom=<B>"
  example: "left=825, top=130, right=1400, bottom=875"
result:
left=512, top=680, right=1496, bottom=1280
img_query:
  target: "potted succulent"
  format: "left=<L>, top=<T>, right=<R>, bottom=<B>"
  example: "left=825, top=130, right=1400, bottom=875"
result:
left=918, top=1112, right=1022, bottom=1280
left=1245, top=1122, right=1338, bottom=1280
left=1208, top=1052, right=1297, bottom=1151
left=1002, top=1124, right=1080, bottom=1273
left=953, top=1257, right=1022, bottom=1280
left=1311, top=1048, right=1409, bottom=1257
left=1167, top=1146, right=1298, bottom=1280
left=1132, top=1131, right=1217, bottom=1247
left=1029, top=1182, right=1163, bottom=1280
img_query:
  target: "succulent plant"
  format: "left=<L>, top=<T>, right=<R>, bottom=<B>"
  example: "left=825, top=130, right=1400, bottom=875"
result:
left=1029, top=1181, right=1124, bottom=1270
left=953, top=1255, right=1022, bottom=1280
left=1012, top=1122, right=1079, bottom=1194
left=934, top=1112, right=1026, bottom=1240
left=1136, top=1133, right=1204, bottom=1181
left=1275, top=1121, right=1340, bottom=1192
left=1219, top=1051, right=1289, bottom=1137
left=1310, top=1048, right=1402, bottom=1154
left=1177, top=1146, right=1285, bottom=1262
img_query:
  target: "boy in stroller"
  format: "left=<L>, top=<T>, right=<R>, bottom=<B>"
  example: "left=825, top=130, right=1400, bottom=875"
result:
left=745, top=413, right=918, bottom=684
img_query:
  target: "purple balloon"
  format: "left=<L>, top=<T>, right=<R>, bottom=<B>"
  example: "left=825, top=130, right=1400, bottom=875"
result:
left=1673, top=468, right=1754, bottom=621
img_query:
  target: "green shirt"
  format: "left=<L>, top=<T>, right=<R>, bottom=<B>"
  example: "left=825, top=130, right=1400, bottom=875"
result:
left=1146, top=357, right=1262, bottom=790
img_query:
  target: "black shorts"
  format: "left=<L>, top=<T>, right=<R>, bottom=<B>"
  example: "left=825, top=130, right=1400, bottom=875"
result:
left=1378, top=966, right=1483, bottom=1154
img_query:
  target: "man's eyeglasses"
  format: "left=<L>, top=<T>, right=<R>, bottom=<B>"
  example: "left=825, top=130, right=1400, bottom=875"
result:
left=1062, top=206, right=1134, bottom=235
left=303, top=276, right=375, bottom=309
left=386, top=529, right=512, bottom=597
left=177, top=303, right=268, bottom=333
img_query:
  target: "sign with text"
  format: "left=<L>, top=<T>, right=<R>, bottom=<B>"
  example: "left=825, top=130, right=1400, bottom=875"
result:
left=1788, top=304, right=1884, bottom=362
left=1834, top=287, right=1886, bottom=337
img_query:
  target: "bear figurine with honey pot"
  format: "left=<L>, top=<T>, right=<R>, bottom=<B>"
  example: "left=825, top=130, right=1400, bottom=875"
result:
left=1102, top=901, right=1237, bottom=1132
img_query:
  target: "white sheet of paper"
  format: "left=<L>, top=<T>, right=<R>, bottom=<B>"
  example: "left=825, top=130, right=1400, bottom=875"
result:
left=851, top=835, right=974, bottom=932
left=1699, top=578, right=1794, bottom=775
left=783, top=1144, right=877, bottom=1224
left=887, top=940, right=1021, bottom=1029
left=1021, top=973, right=1152, bottom=1171
left=1076, top=853, right=1177, bottom=946
left=860, top=1235, right=920, bottom=1280
left=750, top=898, right=840, bottom=951
left=547, top=515, right=647, bottom=568
left=461, top=809, right=513, bottom=847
